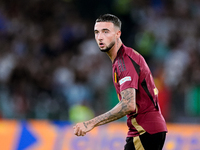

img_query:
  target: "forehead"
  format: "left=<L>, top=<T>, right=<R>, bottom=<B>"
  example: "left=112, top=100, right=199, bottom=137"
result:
left=94, top=22, right=115, bottom=31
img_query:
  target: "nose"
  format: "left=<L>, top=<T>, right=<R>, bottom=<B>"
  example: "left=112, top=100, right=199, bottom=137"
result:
left=97, top=32, right=103, bottom=41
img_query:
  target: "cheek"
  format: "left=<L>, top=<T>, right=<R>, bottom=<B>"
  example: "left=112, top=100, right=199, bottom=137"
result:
left=107, top=35, right=116, bottom=43
left=94, top=35, right=98, bottom=41
left=107, top=33, right=116, bottom=40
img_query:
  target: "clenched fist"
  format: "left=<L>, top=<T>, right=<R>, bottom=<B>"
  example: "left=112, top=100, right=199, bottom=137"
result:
left=73, top=121, right=94, bottom=136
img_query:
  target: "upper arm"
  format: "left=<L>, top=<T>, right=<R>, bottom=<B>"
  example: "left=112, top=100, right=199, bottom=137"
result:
left=120, top=88, right=136, bottom=113
left=116, top=55, right=139, bottom=92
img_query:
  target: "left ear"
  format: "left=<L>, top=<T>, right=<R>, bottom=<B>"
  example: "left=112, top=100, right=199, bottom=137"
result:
left=116, top=30, right=121, bottom=38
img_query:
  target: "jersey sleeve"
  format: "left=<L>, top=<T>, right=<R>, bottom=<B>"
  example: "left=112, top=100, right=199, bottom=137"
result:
left=117, top=55, right=139, bottom=92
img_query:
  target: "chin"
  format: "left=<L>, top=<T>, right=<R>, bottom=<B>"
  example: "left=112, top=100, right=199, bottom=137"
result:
left=100, top=48, right=111, bottom=53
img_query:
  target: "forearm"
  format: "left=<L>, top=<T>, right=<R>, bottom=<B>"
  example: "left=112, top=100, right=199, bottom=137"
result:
left=84, top=88, right=136, bottom=128
left=84, top=101, right=128, bottom=128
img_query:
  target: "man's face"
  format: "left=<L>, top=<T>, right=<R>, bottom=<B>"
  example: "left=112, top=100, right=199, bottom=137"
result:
left=94, top=22, right=119, bottom=52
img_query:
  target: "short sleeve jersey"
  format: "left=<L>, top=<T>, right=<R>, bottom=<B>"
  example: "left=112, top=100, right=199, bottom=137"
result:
left=112, top=44, right=167, bottom=137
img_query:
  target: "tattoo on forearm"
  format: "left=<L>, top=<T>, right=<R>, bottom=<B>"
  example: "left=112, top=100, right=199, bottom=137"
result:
left=83, top=122, right=87, bottom=128
left=85, top=88, right=136, bottom=127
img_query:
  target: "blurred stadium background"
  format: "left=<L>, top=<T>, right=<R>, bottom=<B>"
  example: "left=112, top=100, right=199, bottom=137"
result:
left=0, top=0, right=200, bottom=149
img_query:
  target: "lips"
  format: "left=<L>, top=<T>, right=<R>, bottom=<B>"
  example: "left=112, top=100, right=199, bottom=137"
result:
left=99, top=42, right=104, bottom=48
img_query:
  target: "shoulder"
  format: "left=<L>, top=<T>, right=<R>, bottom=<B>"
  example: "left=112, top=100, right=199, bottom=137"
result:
left=122, top=45, right=142, bottom=66
left=123, top=45, right=140, bottom=58
left=113, top=45, right=142, bottom=69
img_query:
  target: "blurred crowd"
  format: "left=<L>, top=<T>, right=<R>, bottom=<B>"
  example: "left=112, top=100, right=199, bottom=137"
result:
left=0, top=0, right=200, bottom=123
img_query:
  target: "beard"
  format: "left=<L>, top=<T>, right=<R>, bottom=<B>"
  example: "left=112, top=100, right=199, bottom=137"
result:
left=100, top=41, right=115, bottom=53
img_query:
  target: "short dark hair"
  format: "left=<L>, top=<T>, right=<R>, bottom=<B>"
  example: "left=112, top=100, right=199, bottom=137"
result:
left=95, top=14, right=122, bottom=30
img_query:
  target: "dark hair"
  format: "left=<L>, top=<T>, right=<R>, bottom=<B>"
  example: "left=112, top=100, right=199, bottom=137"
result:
left=96, top=14, right=121, bottom=30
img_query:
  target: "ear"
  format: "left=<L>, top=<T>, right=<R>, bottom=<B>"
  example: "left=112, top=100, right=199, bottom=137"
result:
left=116, top=30, right=121, bottom=39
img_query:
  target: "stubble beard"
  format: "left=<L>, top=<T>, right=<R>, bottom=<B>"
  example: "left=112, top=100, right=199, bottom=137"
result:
left=100, top=41, right=115, bottom=53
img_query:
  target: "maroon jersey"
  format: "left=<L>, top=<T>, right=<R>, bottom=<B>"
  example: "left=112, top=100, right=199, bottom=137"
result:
left=112, top=44, right=167, bottom=137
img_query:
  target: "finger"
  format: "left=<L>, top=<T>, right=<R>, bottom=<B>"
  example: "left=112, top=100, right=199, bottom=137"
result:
left=77, top=128, right=82, bottom=136
left=82, top=132, right=86, bottom=136
left=79, top=128, right=85, bottom=136
left=74, top=126, right=79, bottom=135
left=74, top=123, right=79, bottom=128
left=73, top=128, right=76, bottom=135
left=81, top=129, right=86, bottom=136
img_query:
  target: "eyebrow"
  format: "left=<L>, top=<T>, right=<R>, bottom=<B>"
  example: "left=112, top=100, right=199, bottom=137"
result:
left=94, top=28, right=110, bottom=32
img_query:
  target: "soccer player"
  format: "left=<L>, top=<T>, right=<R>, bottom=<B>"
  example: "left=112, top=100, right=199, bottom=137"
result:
left=73, top=14, right=167, bottom=150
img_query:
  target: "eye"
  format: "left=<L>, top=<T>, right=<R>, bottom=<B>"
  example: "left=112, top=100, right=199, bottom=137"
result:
left=104, top=30, right=109, bottom=33
left=94, top=30, right=99, bottom=34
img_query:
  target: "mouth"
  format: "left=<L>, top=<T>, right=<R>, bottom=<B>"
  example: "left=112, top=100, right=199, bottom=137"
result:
left=99, top=42, right=104, bottom=48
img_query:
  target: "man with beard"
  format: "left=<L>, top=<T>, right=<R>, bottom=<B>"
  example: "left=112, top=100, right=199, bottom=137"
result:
left=73, top=14, right=167, bottom=150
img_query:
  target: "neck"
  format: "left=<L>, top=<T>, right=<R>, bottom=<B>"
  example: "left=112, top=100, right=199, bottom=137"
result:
left=106, top=39, right=122, bottom=63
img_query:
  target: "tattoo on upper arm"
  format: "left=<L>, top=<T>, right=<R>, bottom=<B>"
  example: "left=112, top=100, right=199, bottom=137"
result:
left=120, top=88, right=135, bottom=104
left=120, top=88, right=135, bottom=112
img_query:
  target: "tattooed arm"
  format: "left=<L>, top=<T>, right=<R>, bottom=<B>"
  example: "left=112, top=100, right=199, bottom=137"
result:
left=73, top=88, right=136, bottom=136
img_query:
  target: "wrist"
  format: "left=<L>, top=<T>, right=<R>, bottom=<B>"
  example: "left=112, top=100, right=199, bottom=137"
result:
left=84, top=119, right=96, bottom=128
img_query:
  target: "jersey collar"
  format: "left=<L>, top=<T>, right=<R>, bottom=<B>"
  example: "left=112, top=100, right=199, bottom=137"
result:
left=113, top=44, right=124, bottom=64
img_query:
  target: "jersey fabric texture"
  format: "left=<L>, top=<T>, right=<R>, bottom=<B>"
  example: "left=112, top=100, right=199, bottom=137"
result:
left=112, top=44, right=168, bottom=137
